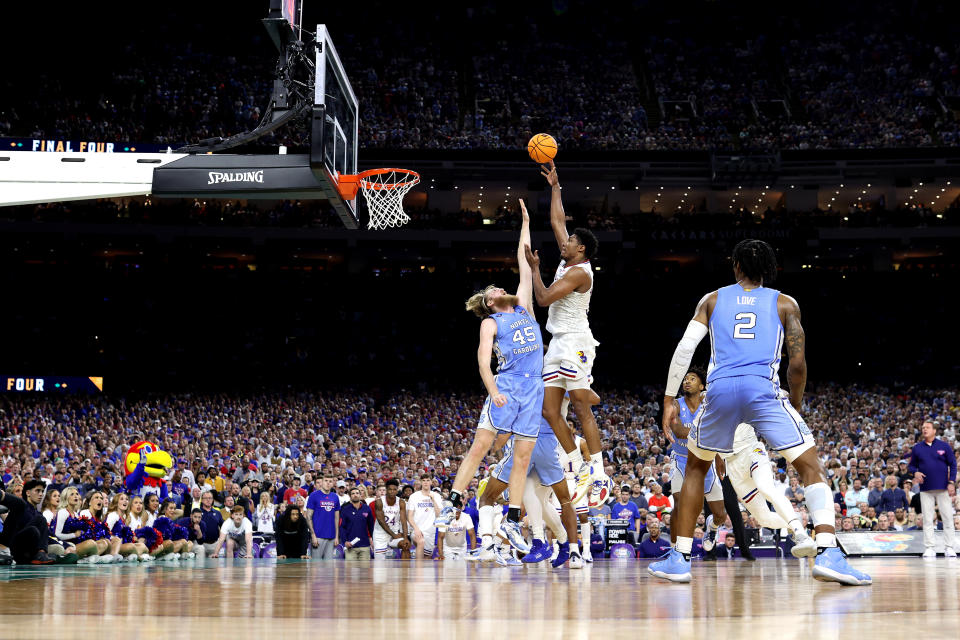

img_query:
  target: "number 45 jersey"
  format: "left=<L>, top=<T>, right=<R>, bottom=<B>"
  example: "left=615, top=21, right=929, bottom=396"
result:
left=491, top=306, right=543, bottom=377
left=707, top=284, right=783, bottom=384
left=477, top=305, right=544, bottom=439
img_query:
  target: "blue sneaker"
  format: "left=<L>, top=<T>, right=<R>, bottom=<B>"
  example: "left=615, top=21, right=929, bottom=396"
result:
left=522, top=539, right=551, bottom=564
left=648, top=548, right=691, bottom=583
left=497, top=519, right=531, bottom=554
left=435, top=503, right=455, bottom=529
left=495, top=547, right=521, bottom=567
left=813, top=547, right=872, bottom=586
left=551, top=542, right=570, bottom=568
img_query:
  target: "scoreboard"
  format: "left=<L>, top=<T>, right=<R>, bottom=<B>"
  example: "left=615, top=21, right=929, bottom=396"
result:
left=3, top=376, right=103, bottom=393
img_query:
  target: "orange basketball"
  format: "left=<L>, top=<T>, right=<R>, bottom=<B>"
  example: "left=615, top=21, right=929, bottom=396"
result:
left=527, top=133, right=558, bottom=164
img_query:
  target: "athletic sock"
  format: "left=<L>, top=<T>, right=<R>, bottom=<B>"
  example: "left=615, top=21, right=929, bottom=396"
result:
left=579, top=521, right=591, bottom=548
left=815, top=532, right=837, bottom=549
left=675, top=536, right=693, bottom=560
left=479, top=505, right=495, bottom=543
left=589, top=452, right=603, bottom=470
left=507, top=506, right=521, bottom=523
left=530, top=523, right=545, bottom=542
left=569, top=449, right=584, bottom=470
left=787, top=518, right=803, bottom=536
left=449, top=490, right=463, bottom=509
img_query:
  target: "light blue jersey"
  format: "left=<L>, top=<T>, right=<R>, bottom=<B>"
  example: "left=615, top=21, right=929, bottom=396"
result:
left=673, top=396, right=717, bottom=491
left=673, top=396, right=700, bottom=462
left=707, top=284, right=783, bottom=384
left=693, top=283, right=812, bottom=454
left=491, top=306, right=543, bottom=377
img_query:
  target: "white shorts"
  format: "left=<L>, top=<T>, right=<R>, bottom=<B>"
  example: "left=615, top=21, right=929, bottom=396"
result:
left=444, top=546, right=467, bottom=560
left=724, top=443, right=771, bottom=503
left=542, top=332, right=598, bottom=390
left=373, top=532, right=402, bottom=557
left=416, top=526, right=436, bottom=554
left=670, top=457, right=724, bottom=502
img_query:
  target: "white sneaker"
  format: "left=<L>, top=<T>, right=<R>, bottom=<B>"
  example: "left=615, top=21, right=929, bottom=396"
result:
left=923, top=548, right=937, bottom=559
left=569, top=552, right=583, bottom=569
left=125, top=554, right=139, bottom=563
left=790, top=532, right=818, bottom=558
left=570, top=462, right=592, bottom=507
left=465, top=544, right=496, bottom=562
left=77, top=556, right=91, bottom=564
left=140, top=554, right=155, bottom=562
left=945, top=548, right=957, bottom=558
left=582, top=550, right=594, bottom=563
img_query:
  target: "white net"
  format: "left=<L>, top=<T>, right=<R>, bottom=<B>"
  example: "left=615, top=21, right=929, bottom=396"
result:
left=359, top=169, right=420, bottom=230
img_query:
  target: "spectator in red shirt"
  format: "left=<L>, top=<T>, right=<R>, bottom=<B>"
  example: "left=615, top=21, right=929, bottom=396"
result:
left=647, top=481, right=671, bottom=520
left=282, top=476, right=308, bottom=506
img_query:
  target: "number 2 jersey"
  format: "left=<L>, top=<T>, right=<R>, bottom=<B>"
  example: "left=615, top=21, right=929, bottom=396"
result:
left=707, top=284, right=783, bottom=384
left=491, top=305, right=543, bottom=377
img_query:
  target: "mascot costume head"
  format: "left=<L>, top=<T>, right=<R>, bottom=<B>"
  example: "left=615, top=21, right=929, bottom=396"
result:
left=124, top=440, right=173, bottom=500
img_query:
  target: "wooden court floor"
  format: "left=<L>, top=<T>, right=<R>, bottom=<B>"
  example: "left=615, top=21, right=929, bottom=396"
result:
left=0, top=556, right=958, bottom=640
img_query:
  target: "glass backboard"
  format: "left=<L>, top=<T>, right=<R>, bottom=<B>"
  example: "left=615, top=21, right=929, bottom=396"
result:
left=315, top=24, right=358, bottom=218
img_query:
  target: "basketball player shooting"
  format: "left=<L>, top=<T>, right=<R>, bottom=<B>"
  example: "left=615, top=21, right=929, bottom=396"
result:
left=436, top=200, right=540, bottom=553
left=649, top=239, right=871, bottom=585
left=523, top=160, right=607, bottom=508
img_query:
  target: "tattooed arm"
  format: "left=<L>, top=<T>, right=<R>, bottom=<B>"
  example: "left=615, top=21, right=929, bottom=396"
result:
left=779, top=294, right=807, bottom=411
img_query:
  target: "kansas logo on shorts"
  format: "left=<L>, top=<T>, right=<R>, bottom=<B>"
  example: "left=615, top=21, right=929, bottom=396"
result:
left=577, top=350, right=587, bottom=363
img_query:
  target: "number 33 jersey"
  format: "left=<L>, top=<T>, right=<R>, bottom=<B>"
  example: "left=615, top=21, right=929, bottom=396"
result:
left=491, top=306, right=544, bottom=377
left=707, top=284, right=783, bottom=384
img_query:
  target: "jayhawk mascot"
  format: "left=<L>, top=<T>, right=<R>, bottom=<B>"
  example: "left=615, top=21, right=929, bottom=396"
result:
left=124, top=440, right=173, bottom=500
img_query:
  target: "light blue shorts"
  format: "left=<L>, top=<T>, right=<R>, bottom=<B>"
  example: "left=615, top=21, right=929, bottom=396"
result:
left=478, top=373, right=543, bottom=439
left=691, top=375, right=811, bottom=454
left=493, top=427, right=565, bottom=487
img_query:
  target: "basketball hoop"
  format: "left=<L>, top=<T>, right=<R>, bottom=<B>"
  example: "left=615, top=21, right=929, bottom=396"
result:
left=337, top=168, right=420, bottom=230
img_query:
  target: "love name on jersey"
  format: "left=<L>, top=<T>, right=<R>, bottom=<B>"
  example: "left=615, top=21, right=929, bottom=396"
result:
left=736, top=296, right=757, bottom=305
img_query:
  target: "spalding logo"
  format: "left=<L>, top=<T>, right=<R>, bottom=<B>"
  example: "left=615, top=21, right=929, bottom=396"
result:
left=207, top=170, right=265, bottom=185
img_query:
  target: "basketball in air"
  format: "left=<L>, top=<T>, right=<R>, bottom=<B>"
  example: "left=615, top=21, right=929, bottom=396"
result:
left=527, top=133, right=558, bottom=164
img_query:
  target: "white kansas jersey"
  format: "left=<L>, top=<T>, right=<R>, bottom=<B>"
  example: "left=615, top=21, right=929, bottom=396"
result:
left=374, top=497, right=402, bottom=537
left=407, top=492, right=439, bottom=531
left=443, top=512, right=474, bottom=549
left=546, top=260, right=594, bottom=336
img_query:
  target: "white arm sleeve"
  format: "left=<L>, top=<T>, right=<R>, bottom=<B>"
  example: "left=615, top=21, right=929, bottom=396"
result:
left=665, top=320, right=709, bottom=396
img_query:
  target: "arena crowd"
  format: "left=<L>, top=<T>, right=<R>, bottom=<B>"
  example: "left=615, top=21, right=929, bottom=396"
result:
left=4, top=2, right=960, bottom=153
left=2, top=383, right=958, bottom=562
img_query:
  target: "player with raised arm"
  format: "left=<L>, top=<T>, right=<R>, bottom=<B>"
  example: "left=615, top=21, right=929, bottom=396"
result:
left=435, top=201, right=539, bottom=553
left=649, top=239, right=871, bottom=585
left=523, top=160, right=607, bottom=509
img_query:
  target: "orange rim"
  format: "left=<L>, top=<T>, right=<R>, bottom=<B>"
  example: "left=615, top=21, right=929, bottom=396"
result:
left=337, top=168, right=420, bottom=200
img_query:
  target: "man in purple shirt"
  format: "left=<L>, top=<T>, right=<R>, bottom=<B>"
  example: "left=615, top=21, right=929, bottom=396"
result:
left=638, top=520, right=671, bottom=558
left=339, top=487, right=375, bottom=562
left=908, top=421, right=957, bottom=557
left=305, top=474, right=340, bottom=560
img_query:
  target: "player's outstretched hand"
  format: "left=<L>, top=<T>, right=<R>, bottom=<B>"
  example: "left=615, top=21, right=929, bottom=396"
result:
left=540, top=160, right=558, bottom=188
left=661, top=398, right=677, bottom=445
left=492, top=391, right=507, bottom=408
left=519, top=198, right=529, bottom=222
left=523, top=244, right=540, bottom=269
